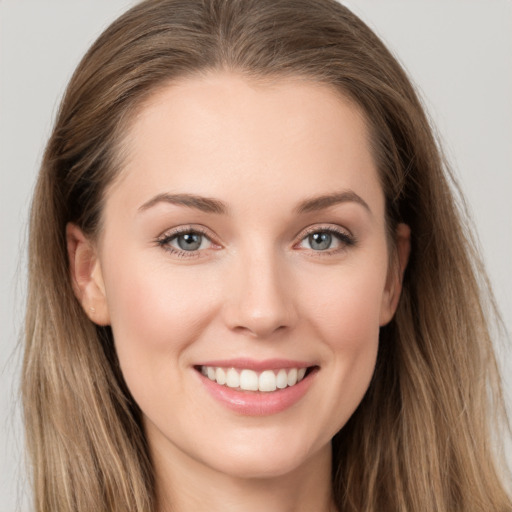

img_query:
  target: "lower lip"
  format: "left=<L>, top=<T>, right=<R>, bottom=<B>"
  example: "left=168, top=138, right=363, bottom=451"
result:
left=196, top=369, right=317, bottom=416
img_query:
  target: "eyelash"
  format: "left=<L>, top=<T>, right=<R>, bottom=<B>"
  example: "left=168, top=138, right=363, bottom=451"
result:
left=296, top=225, right=357, bottom=255
left=156, top=226, right=213, bottom=259
left=156, top=225, right=356, bottom=259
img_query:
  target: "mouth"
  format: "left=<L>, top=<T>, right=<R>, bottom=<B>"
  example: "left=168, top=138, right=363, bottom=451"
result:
left=193, top=359, right=319, bottom=415
left=194, top=365, right=317, bottom=393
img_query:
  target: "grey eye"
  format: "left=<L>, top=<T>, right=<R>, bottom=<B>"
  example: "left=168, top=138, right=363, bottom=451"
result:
left=308, top=232, right=333, bottom=250
left=176, top=233, right=203, bottom=251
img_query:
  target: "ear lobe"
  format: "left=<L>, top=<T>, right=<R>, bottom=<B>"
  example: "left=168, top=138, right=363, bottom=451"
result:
left=66, top=223, right=110, bottom=325
left=379, top=223, right=411, bottom=326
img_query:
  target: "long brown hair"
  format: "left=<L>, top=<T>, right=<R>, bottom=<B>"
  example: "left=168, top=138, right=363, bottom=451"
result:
left=23, top=1, right=511, bottom=510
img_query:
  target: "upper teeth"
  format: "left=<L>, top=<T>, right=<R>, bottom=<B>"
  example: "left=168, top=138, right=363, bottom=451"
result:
left=201, top=366, right=307, bottom=392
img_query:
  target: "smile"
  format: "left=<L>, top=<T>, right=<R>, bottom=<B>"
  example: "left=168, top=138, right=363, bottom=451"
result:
left=199, top=366, right=308, bottom=392
left=194, top=359, right=319, bottom=415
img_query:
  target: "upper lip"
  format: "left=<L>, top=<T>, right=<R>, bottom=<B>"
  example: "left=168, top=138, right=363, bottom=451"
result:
left=195, top=358, right=317, bottom=371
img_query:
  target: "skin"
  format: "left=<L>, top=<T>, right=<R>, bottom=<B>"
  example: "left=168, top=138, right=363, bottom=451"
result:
left=68, top=72, right=410, bottom=512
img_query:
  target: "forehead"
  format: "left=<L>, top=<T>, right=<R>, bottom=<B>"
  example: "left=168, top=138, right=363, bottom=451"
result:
left=108, top=71, right=383, bottom=219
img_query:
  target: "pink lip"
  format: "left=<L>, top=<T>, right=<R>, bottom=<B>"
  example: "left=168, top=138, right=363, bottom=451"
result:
left=195, top=358, right=314, bottom=371
left=195, top=364, right=318, bottom=416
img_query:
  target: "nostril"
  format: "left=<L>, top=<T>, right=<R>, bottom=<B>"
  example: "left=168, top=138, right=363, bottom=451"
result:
left=221, top=264, right=298, bottom=337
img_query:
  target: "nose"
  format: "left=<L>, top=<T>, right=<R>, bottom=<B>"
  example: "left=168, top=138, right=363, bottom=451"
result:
left=222, top=246, right=298, bottom=339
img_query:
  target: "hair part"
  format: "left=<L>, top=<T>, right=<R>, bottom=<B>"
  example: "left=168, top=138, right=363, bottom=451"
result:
left=23, top=1, right=511, bottom=511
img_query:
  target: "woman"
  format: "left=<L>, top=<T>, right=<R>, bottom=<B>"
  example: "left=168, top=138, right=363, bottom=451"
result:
left=22, top=0, right=511, bottom=511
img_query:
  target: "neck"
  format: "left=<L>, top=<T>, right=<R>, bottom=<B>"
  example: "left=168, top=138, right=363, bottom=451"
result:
left=151, top=437, right=335, bottom=512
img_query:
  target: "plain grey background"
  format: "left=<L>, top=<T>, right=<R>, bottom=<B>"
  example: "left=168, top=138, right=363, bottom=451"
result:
left=1, top=1, right=511, bottom=510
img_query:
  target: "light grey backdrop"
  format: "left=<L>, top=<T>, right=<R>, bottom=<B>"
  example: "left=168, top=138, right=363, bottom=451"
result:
left=1, top=1, right=511, bottom=510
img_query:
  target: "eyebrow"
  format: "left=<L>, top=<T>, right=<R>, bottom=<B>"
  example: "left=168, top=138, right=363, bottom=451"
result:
left=137, top=190, right=371, bottom=216
left=138, top=193, right=228, bottom=214
left=294, top=190, right=372, bottom=215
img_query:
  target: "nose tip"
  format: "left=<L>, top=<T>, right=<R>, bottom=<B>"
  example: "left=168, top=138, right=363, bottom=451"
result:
left=231, top=305, right=289, bottom=339
left=222, top=254, right=297, bottom=339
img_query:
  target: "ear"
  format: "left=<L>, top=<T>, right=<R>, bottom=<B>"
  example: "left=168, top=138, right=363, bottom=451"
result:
left=379, top=223, right=411, bottom=326
left=66, top=223, right=110, bottom=325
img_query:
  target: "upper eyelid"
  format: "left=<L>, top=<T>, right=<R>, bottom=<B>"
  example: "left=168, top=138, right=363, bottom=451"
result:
left=156, top=227, right=217, bottom=258
left=157, top=224, right=215, bottom=241
left=158, top=223, right=351, bottom=240
left=156, top=223, right=355, bottom=253
left=296, top=222, right=357, bottom=253
left=294, top=223, right=353, bottom=240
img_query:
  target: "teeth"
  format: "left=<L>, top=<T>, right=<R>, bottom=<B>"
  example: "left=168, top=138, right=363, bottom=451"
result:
left=276, top=369, right=288, bottom=389
left=240, top=369, right=259, bottom=391
left=287, top=368, right=298, bottom=386
left=226, top=368, right=240, bottom=388
left=200, top=366, right=310, bottom=392
left=259, top=370, right=276, bottom=392
left=216, top=367, right=226, bottom=385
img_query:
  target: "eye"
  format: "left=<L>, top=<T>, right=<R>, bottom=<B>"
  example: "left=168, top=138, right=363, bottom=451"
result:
left=156, top=227, right=216, bottom=257
left=297, top=227, right=356, bottom=253
left=172, top=232, right=208, bottom=251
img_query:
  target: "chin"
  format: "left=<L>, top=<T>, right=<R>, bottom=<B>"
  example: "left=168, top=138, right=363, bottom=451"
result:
left=199, top=432, right=330, bottom=481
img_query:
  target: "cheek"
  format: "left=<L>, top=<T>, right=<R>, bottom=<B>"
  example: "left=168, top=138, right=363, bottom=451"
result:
left=297, top=257, right=387, bottom=420
left=302, top=260, right=386, bottom=347
left=105, top=246, right=219, bottom=330
left=101, top=254, right=217, bottom=397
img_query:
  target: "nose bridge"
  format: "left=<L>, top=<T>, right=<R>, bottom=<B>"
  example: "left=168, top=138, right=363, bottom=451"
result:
left=223, top=239, right=296, bottom=338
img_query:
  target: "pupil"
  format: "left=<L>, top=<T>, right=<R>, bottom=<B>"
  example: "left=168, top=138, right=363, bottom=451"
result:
left=309, top=232, right=331, bottom=250
left=178, top=233, right=202, bottom=251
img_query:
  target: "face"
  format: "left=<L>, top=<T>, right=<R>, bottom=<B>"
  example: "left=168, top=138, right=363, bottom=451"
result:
left=69, top=72, right=409, bottom=482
